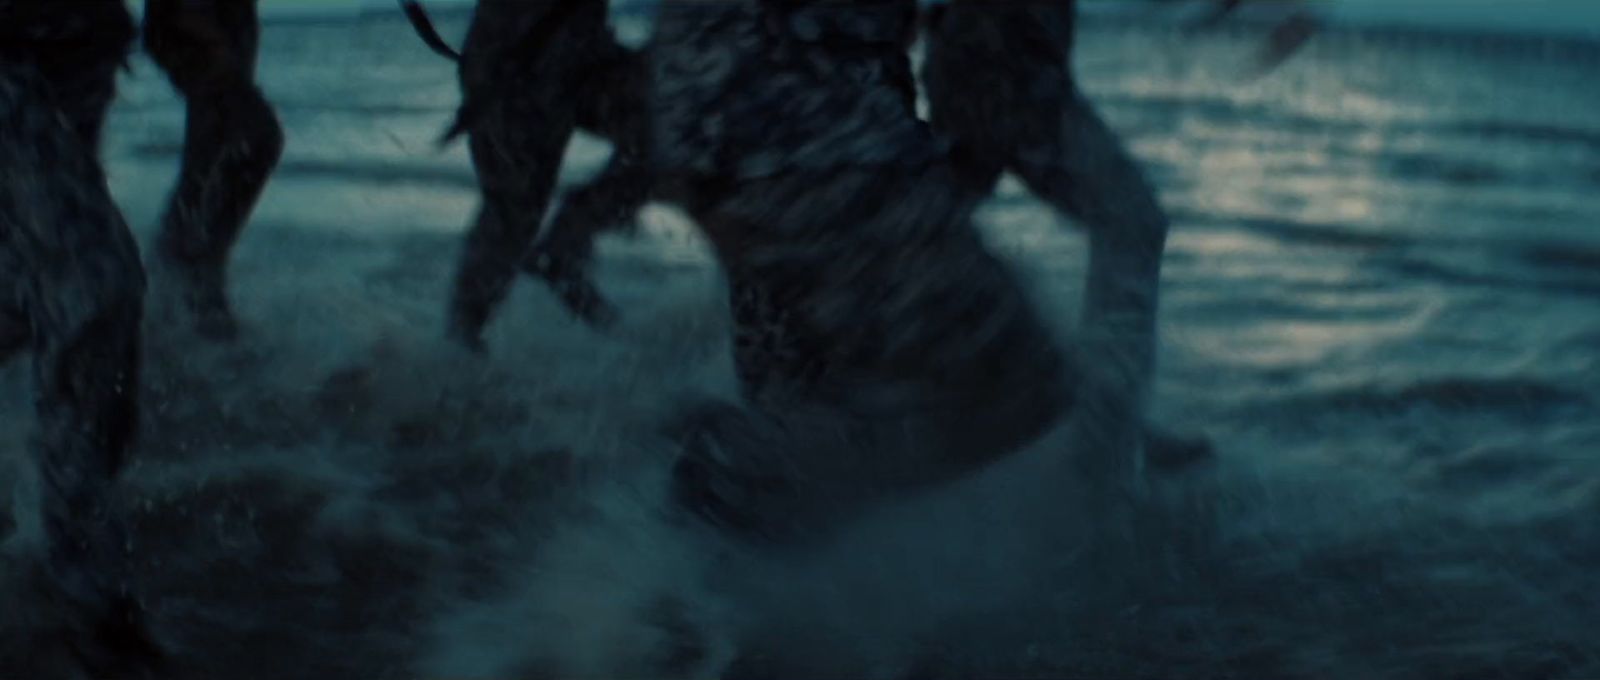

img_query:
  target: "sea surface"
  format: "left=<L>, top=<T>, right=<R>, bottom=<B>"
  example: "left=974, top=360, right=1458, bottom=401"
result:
left=3, top=8, right=1599, bottom=679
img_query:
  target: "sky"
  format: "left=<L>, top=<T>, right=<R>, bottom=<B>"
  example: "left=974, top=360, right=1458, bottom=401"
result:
left=233, top=0, right=1600, bottom=40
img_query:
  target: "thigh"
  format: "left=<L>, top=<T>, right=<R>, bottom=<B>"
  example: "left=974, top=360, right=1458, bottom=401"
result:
left=143, top=0, right=260, bottom=92
left=467, top=100, right=575, bottom=225
left=2, top=0, right=134, bottom=149
left=575, top=42, right=649, bottom=143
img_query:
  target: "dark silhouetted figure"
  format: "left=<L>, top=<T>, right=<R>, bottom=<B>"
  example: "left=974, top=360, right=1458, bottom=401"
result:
left=143, top=0, right=285, bottom=341
left=650, top=0, right=1103, bottom=543
left=0, top=0, right=165, bottom=676
left=443, top=0, right=651, bottom=350
left=922, top=0, right=1173, bottom=476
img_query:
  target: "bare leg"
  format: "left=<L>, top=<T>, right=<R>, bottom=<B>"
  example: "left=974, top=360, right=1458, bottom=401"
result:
left=145, top=0, right=284, bottom=341
left=449, top=103, right=574, bottom=350
left=445, top=1, right=612, bottom=349
left=924, top=6, right=1201, bottom=487
left=1012, top=95, right=1167, bottom=379
left=1011, top=92, right=1189, bottom=490
left=519, top=39, right=652, bottom=328
left=0, top=58, right=162, bottom=677
left=520, top=157, right=640, bottom=328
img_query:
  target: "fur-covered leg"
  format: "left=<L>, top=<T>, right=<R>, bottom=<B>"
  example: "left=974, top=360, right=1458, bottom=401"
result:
left=0, top=61, right=163, bottom=679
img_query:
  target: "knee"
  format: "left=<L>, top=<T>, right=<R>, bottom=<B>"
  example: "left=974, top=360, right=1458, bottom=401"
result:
left=250, top=99, right=286, bottom=165
left=215, top=90, right=284, bottom=170
left=1048, top=162, right=1169, bottom=255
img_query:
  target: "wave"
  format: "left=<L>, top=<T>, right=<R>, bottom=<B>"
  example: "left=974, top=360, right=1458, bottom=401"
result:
left=1380, top=257, right=1600, bottom=298
left=1279, top=376, right=1592, bottom=416
left=1173, top=211, right=1413, bottom=250
left=127, top=144, right=478, bottom=190
left=1520, top=244, right=1600, bottom=271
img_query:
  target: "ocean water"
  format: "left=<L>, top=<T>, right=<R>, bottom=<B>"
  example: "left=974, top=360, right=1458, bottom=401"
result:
left=3, top=9, right=1599, bottom=679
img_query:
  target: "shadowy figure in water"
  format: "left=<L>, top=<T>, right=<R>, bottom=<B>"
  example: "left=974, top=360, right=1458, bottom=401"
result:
left=647, top=0, right=1106, bottom=544
left=143, top=0, right=285, bottom=341
left=0, top=1, right=166, bottom=676
left=403, top=0, right=1312, bottom=540
left=662, top=0, right=1315, bottom=544
left=916, top=0, right=1316, bottom=464
left=920, top=0, right=1210, bottom=472
left=418, top=0, right=652, bottom=351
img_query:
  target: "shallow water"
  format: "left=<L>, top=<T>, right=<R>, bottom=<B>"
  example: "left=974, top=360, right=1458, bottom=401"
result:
left=3, top=9, right=1599, bottom=679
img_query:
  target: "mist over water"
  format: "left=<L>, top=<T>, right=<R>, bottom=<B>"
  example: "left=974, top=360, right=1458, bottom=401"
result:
left=3, top=9, right=1599, bottom=679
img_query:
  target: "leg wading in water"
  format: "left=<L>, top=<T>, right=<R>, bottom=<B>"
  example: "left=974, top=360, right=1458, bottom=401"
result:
left=649, top=0, right=1092, bottom=544
left=445, top=0, right=648, bottom=349
left=922, top=0, right=1217, bottom=480
left=0, top=1, right=164, bottom=675
left=144, top=0, right=284, bottom=341
left=519, top=39, right=653, bottom=330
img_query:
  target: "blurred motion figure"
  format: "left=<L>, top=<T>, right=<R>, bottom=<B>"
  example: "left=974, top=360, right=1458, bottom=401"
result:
left=143, top=0, right=285, bottom=340
left=921, top=0, right=1175, bottom=480
left=652, top=0, right=1093, bottom=542
left=668, top=0, right=1317, bottom=540
left=0, top=0, right=164, bottom=675
left=439, top=0, right=652, bottom=350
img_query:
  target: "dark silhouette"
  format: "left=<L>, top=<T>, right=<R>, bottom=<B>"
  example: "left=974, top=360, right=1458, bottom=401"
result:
left=0, top=0, right=165, bottom=675
left=143, top=0, right=285, bottom=341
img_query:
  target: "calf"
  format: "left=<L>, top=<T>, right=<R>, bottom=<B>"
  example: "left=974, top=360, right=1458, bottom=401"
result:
left=143, top=0, right=285, bottom=341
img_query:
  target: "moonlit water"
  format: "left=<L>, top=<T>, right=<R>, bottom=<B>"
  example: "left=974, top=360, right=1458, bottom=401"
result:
left=2, top=8, right=1598, bottom=679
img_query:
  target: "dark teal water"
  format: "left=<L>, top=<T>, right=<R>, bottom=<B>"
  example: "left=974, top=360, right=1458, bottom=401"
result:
left=3, top=10, right=1597, bottom=679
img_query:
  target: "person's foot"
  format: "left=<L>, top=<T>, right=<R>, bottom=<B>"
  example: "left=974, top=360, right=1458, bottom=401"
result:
left=443, top=307, right=489, bottom=354
left=153, top=252, right=239, bottom=342
left=189, top=292, right=239, bottom=342
left=526, top=247, right=619, bottom=330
